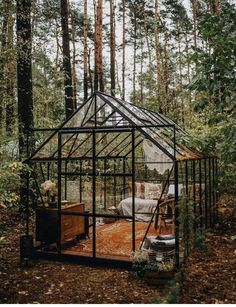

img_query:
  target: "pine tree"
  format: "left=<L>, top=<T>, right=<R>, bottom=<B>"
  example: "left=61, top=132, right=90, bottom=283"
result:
left=61, top=0, right=74, bottom=118
left=16, top=0, right=34, bottom=158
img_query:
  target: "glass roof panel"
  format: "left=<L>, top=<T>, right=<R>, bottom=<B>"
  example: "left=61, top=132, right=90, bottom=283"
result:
left=30, top=92, right=206, bottom=161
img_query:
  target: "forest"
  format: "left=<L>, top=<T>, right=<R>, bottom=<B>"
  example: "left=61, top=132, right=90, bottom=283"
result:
left=0, top=0, right=236, bottom=304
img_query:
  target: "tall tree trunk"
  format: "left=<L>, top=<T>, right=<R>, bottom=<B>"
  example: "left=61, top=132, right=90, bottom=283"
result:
left=154, top=0, right=162, bottom=112
left=61, top=0, right=74, bottom=118
left=141, top=0, right=152, bottom=68
left=140, top=35, right=144, bottom=106
left=70, top=8, right=77, bottom=108
left=110, top=0, right=115, bottom=96
left=177, top=22, right=184, bottom=125
left=16, top=0, right=34, bottom=159
left=115, top=60, right=122, bottom=97
left=94, top=0, right=104, bottom=92
left=163, top=30, right=169, bottom=113
left=132, top=4, right=137, bottom=103
left=122, top=0, right=126, bottom=100
left=83, top=0, right=88, bottom=100
left=0, top=8, right=7, bottom=135
left=88, top=48, right=93, bottom=95
left=94, top=0, right=99, bottom=91
left=98, top=0, right=104, bottom=92
left=191, top=0, right=197, bottom=48
left=208, top=0, right=221, bottom=15
left=6, top=0, right=15, bottom=134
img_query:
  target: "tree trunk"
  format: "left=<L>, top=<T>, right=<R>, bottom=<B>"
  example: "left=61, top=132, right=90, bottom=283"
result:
left=122, top=0, right=126, bottom=100
left=88, top=48, right=93, bottom=95
left=98, top=0, right=104, bottom=92
left=208, top=0, right=221, bottom=15
left=16, top=0, right=34, bottom=159
left=154, top=0, right=162, bottom=112
left=0, top=8, right=7, bottom=135
left=140, top=35, right=144, bottom=106
left=83, top=0, right=88, bottom=100
left=70, top=8, right=77, bottom=108
left=61, top=0, right=74, bottom=118
left=141, top=0, right=152, bottom=68
left=191, top=0, right=197, bottom=48
left=94, top=0, right=99, bottom=91
left=132, top=4, right=137, bottom=103
left=110, top=0, right=115, bottom=96
left=163, top=30, right=169, bottom=113
left=94, top=0, right=104, bottom=92
left=6, top=0, right=15, bottom=134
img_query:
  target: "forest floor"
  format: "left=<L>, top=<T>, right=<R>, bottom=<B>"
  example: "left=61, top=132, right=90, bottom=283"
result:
left=0, top=197, right=235, bottom=304
left=178, top=197, right=236, bottom=304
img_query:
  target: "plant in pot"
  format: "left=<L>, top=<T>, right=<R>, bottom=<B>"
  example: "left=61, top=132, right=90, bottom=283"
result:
left=41, top=180, right=57, bottom=207
left=132, top=251, right=174, bottom=281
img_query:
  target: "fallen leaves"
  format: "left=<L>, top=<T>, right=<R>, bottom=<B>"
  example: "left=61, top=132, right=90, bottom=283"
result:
left=18, top=291, right=29, bottom=296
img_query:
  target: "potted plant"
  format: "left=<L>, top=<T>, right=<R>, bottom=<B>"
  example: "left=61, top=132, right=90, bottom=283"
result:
left=132, top=251, right=175, bottom=284
left=41, top=180, right=57, bottom=207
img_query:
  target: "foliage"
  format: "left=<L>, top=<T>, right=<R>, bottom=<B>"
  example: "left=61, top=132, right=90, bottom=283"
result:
left=0, top=160, right=21, bottom=207
left=132, top=250, right=174, bottom=277
left=0, top=135, right=20, bottom=207
left=193, top=228, right=208, bottom=251
left=189, top=1, right=236, bottom=194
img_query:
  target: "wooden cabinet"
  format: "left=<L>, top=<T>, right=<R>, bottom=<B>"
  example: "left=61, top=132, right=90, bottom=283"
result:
left=36, top=203, right=85, bottom=245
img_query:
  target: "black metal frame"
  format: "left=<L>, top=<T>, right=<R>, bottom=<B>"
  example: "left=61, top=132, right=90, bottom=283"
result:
left=24, top=91, right=218, bottom=269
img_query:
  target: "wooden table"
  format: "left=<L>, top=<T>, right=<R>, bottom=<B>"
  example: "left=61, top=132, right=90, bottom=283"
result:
left=36, top=203, right=85, bottom=245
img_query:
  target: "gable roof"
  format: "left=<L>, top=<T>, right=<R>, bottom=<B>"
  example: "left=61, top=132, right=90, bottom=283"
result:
left=29, top=91, right=207, bottom=162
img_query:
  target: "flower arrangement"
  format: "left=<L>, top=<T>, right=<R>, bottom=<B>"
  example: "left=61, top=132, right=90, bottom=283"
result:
left=41, top=180, right=57, bottom=204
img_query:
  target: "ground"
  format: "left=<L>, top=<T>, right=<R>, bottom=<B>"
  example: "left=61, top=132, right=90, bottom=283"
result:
left=178, top=199, right=236, bottom=304
left=0, top=198, right=235, bottom=304
left=0, top=208, right=168, bottom=304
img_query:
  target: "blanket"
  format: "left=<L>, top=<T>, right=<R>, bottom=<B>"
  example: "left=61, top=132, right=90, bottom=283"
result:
left=117, top=197, right=158, bottom=222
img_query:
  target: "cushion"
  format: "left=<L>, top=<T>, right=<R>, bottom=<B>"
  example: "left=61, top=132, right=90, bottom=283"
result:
left=144, top=182, right=162, bottom=199
left=167, top=184, right=184, bottom=197
left=128, top=182, right=145, bottom=199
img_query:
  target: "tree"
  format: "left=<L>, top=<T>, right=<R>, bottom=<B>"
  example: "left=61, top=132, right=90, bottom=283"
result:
left=110, top=0, right=116, bottom=96
left=190, top=0, right=236, bottom=193
left=61, top=0, right=74, bottom=118
left=5, top=0, right=15, bottom=134
left=16, top=0, right=34, bottom=158
left=83, top=0, right=88, bottom=100
left=121, top=0, right=126, bottom=100
left=94, top=0, right=104, bottom=92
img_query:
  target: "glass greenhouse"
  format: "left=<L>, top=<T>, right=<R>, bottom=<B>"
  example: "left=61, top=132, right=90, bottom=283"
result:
left=23, top=92, right=218, bottom=268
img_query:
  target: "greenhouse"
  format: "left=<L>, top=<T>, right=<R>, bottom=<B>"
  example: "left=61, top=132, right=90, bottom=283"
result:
left=23, top=91, right=218, bottom=268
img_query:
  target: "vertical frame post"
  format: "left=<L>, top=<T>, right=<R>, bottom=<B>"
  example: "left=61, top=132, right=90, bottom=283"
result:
left=79, top=159, right=82, bottom=202
left=199, top=159, right=203, bottom=229
left=65, top=160, right=68, bottom=200
left=92, top=129, right=96, bottom=258
left=113, top=159, right=116, bottom=206
left=104, top=158, right=107, bottom=209
left=212, top=158, right=216, bottom=222
left=132, top=128, right=135, bottom=252
left=26, top=162, right=30, bottom=236
left=174, top=126, right=179, bottom=269
left=193, top=160, right=197, bottom=232
left=185, top=160, right=189, bottom=258
left=123, top=158, right=126, bottom=198
left=25, top=130, right=30, bottom=236
left=215, top=158, right=219, bottom=220
left=174, top=160, right=179, bottom=269
left=57, top=131, right=62, bottom=254
left=204, top=158, right=208, bottom=228
left=208, top=158, right=212, bottom=227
